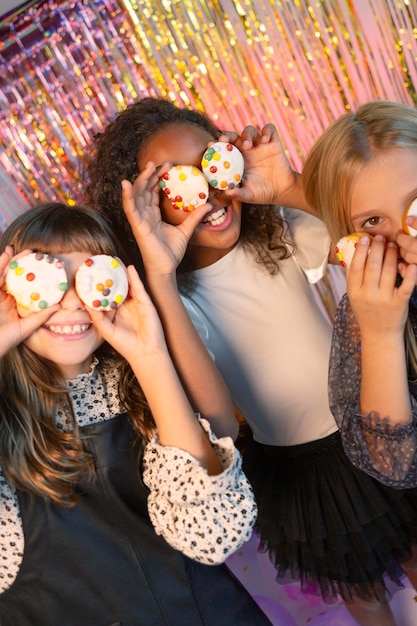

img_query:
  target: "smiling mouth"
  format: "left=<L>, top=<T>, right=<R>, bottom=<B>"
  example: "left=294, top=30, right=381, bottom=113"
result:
left=45, top=323, right=91, bottom=335
left=203, top=207, right=227, bottom=226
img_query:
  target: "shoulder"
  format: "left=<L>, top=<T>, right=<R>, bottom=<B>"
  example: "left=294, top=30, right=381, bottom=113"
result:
left=281, top=206, right=327, bottom=232
left=280, top=207, right=332, bottom=283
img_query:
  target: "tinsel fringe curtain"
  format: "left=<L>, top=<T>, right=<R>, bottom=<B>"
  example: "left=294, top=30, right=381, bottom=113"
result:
left=0, top=0, right=416, bottom=226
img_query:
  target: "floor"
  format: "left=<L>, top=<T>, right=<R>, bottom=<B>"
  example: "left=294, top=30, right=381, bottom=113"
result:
left=227, top=532, right=417, bottom=625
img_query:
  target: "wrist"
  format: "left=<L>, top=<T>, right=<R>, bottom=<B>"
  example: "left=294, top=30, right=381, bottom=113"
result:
left=274, top=172, right=312, bottom=213
left=146, top=270, right=177, bottom=291
left=129, top=347, right=172, bottom=379
left=359, top=323, right=405, bottom=341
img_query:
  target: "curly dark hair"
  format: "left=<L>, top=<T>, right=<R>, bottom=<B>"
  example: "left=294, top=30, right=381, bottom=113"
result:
left=82, top=97, right=291, bottom=287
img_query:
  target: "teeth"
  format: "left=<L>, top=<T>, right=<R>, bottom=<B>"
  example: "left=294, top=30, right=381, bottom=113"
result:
left=46, top=324, right=90, bottom=335
left=205, top=208, right=227, bottom=225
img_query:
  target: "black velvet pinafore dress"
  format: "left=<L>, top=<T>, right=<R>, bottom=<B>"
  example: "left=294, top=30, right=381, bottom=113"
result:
left=0, top=414, right=271, bottom=625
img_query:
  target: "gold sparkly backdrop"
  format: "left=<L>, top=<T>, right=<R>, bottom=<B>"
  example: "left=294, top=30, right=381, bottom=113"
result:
left=0, top=0, right=416, bottom=228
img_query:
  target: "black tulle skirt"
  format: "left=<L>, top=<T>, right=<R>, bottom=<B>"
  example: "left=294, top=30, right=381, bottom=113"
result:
left=237, top=425, right=417, bottom=604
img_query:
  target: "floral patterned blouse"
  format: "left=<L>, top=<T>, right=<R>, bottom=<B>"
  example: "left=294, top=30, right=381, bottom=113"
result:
left=0, top=359, right=257, bottom=592
left=329, top=293, right=417, bottom=489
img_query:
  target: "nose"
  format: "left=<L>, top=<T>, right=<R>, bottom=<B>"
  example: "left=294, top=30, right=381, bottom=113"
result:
left=208, top=186, right=224, bottom=202
left=60, top=284, right=85, bottom=311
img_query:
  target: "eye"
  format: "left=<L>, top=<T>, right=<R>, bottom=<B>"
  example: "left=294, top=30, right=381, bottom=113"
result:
left=361, top=216, right=382, bottom=228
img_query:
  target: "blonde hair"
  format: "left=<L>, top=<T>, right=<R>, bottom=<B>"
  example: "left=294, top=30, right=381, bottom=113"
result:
left=302, top=100, right=417, bottom=376
left=303, top=100, right=417, bottom=244
left=0, top=203, right=154, bottom=506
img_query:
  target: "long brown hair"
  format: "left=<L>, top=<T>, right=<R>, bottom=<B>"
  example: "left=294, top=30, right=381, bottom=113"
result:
left=0, top=203, right=154, bottom=506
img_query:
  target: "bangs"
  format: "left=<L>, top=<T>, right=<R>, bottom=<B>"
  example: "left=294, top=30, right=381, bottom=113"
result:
left=4, top=203, right=119, bottom=257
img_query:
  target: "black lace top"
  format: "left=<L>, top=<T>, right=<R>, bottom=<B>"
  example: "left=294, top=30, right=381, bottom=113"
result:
left=329, top=292, right=417, bottom=488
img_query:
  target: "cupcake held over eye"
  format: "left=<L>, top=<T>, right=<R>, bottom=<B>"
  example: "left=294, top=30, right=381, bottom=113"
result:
left=158, top=142, right=245, bottom=212
left=6, top=252, right=68, bottom=310
left=335, top=233, right=373, bottom=269
left=201, top=142, right=244, bottom=190
left=402, top=198, right=417, bottom=237
left=159, top=165, right=209, bottom=212
left=75, top=255, right=128, bottom=311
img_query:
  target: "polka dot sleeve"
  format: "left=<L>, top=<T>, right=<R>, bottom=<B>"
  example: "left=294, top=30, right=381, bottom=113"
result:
left=0, top=469, right=23, bottom=593
left=143, top=417, right=257, bottom=565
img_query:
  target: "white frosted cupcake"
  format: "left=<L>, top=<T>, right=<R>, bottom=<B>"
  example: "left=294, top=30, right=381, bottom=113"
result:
left=201, top=142, right=244, bottom=189
left=75, top=255, right=128, bottom=311
left=159, top=165, right=209, bottom=212
left=335, top=233, right=373, bottom=269
left=402, top=197, right=417, bottom=237
left=6, top=251, right=68, bottom=311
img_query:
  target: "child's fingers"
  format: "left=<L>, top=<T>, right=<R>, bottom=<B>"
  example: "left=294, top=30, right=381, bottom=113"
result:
left=122, top=177, right=153, bottom=236
left=217, top=131, right=240, bottom=144
left=179, top=203, right=213, bottom=239
left=216, top=130, right=250, bottom=154
left=363, top=235, right=386, bottom=270
left=122, top=164, right=159, bottom=212
left=133, top=162, right=168, bottom=198
left=235, top=126, right=257, bottom=149
left=398, top=261, right=417, bottom=286
left=259, top=123, right=279, bottom=144
left=88, top=267, right=149, bottom=329
left=20, top=304, right=61, bottom=339
left=398, top=263, right=417, bottom=299
left=0, top=247, right=31, bottom=279
left=125, top=265, right=150, bottom=302
left=405, top=215, right=417, bottom=231
left=0, top=246, right=13, bottom=275
left=351, top=235, right=387, bottom=286
left=346, top=235, right=372, bottom=287
left=11, top=248, right=33, bottom=260
left=379, top=242, right=400, bottom=290
left=396, top=218, right=417, bottom=260
left=88, top=307, right=123, bottom=349
left=219, top=124, right=279, bottom=151
left=397, top=232, right=417, bottom=265
left=122, top=163, right=169, bottom=233
left=0, top=288, right=11, bottom=304
left=87, top=307, right=110, bottom=334
left=122, top=178, right=141, bottom=217
left=121, top=180, right=143, bottom=239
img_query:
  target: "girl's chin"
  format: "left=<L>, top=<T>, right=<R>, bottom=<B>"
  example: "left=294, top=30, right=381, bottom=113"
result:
left=57, top=359, right=95, bottom=378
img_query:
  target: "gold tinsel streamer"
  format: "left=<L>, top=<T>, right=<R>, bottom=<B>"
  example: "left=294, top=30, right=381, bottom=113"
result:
left=0, top=0, right=416, bottom=222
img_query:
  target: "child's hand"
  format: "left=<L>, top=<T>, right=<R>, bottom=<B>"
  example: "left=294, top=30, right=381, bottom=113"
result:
left=217, top=124, right=303, bottom=208
left=396, top=217, right=417, bottom=269
left=88, top=265, right=168, bottom=366
left=0, top=246, right=61, bottom=357
left=347, top=235, right=416, bottom=337
left=121, top=166, right=211, bottom=276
